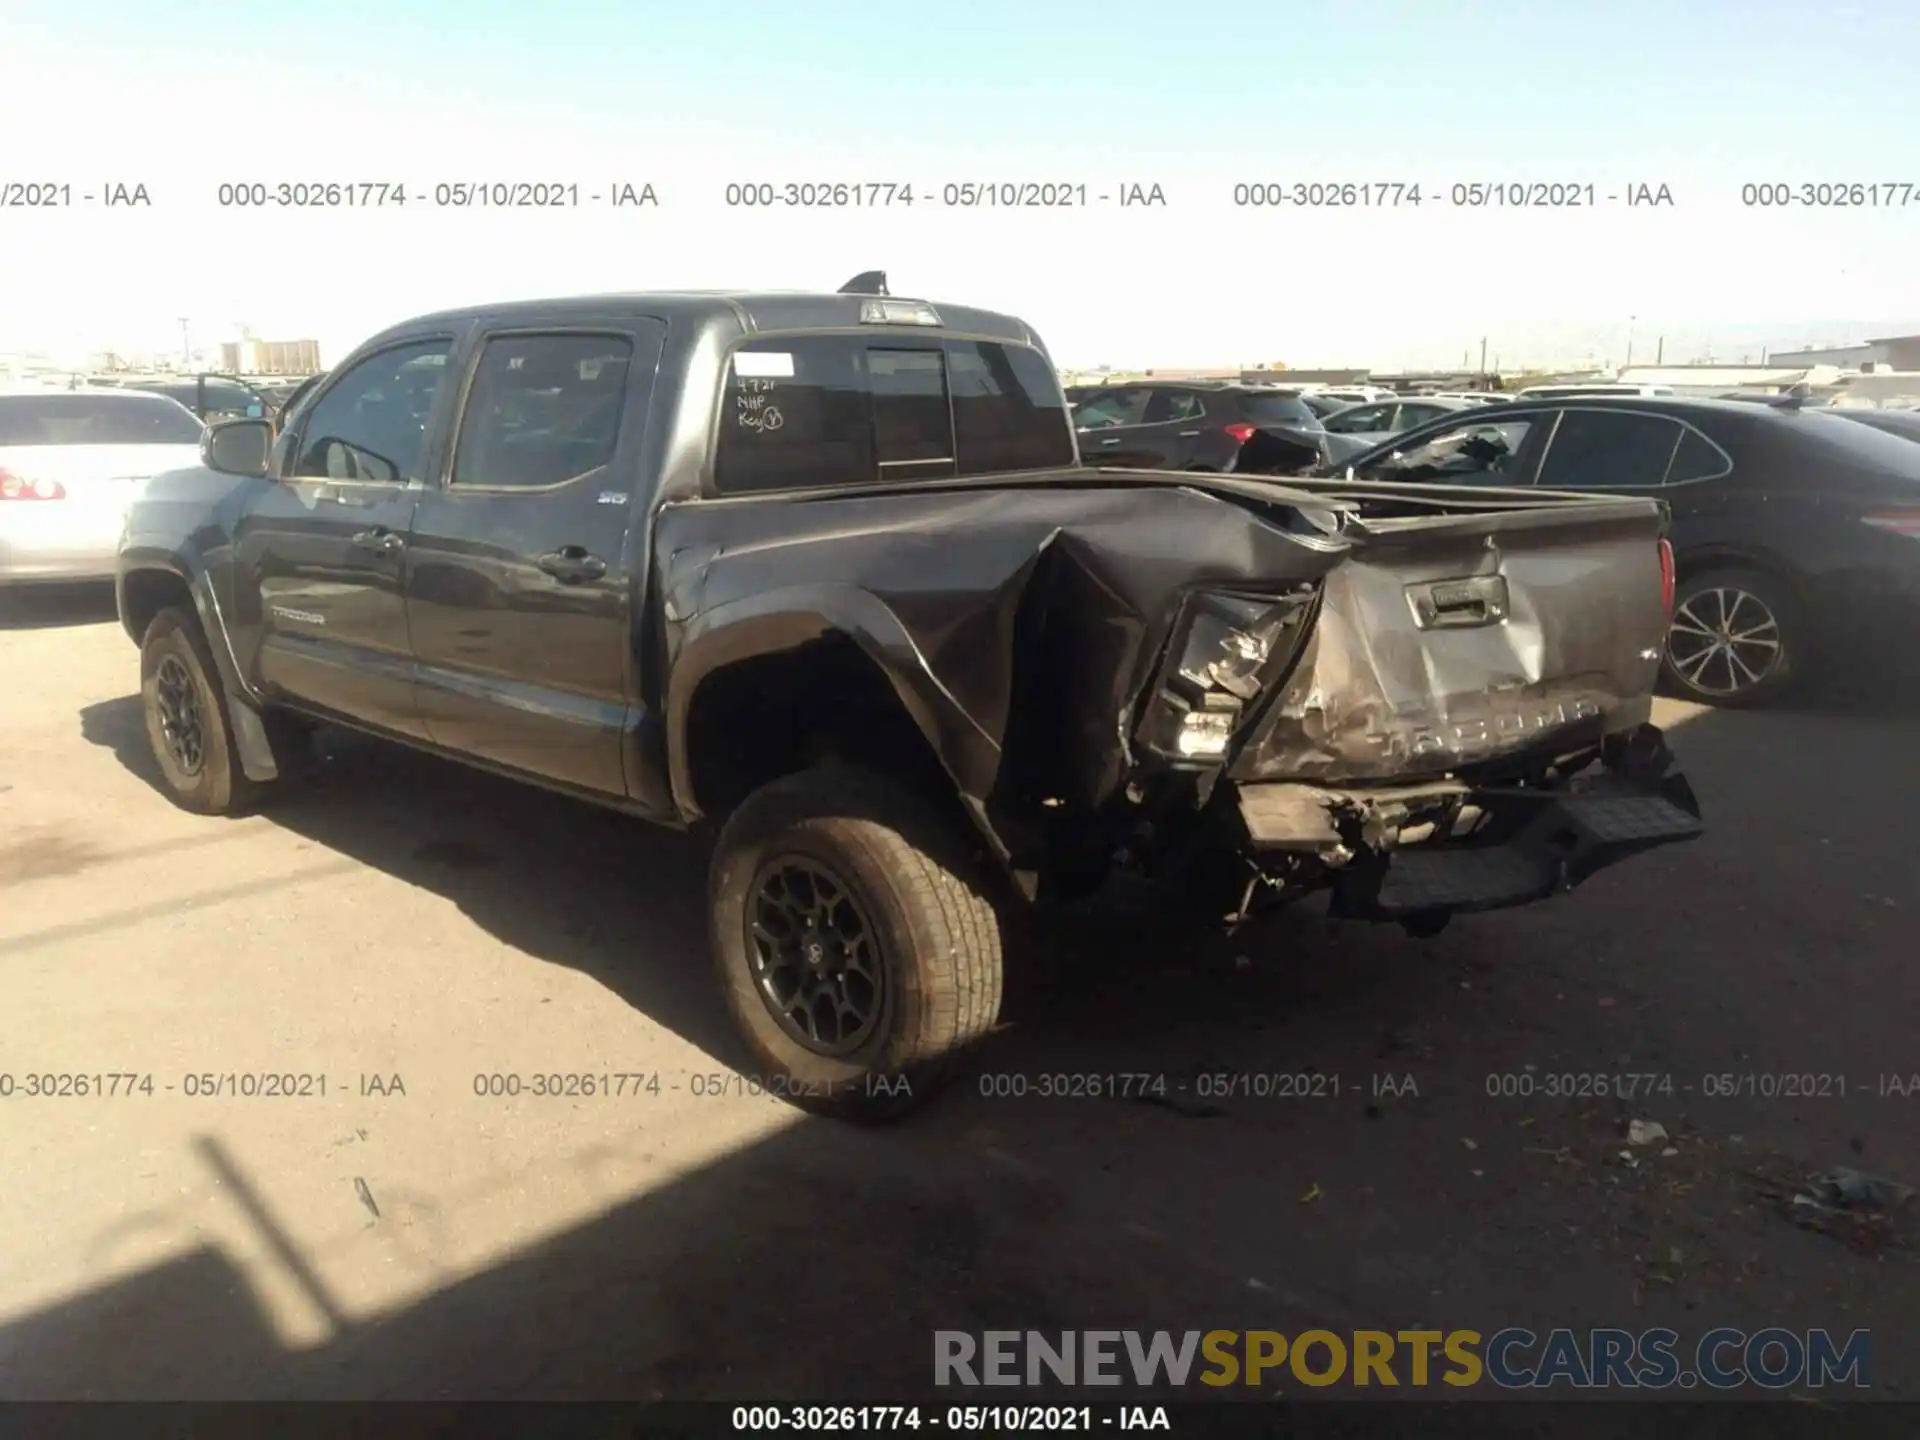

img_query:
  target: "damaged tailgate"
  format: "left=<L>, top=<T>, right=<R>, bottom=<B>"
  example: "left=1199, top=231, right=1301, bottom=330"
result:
left=1227, top=481, right=1672, bottom=783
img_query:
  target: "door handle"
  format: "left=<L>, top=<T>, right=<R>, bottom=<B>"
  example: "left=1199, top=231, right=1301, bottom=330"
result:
left=1098, top=437, right=1122, bottom=445
left=1177, top=429, right=1201, bottom=437
left=537, top=546, right=608, bottom=583
left=351, top=528, right=405, bottom=555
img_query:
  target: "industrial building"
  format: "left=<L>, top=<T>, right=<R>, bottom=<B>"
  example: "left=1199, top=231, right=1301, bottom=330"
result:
left=1764, top=334, right=1920, bottom=370
left=218, top=338, right=323, bottom=375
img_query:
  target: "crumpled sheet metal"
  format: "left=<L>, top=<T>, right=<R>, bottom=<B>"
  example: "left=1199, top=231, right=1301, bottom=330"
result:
left=1234, top=524, right=1666, bottom=782
left=659, top=479, right=1345, bottom=817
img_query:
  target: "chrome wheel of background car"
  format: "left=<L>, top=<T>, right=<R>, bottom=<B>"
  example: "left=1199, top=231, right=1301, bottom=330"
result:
left=153, top=654, right=207, bottom=775
left=1666, top=587, right=1783, bottom=696
left=746, top=856, right=886, bottom=1057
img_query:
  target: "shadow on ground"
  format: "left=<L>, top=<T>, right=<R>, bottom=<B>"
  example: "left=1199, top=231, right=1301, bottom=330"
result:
left=0, top=582, right=118, bottom=631
left=21, top=684, right=1918, bottom=1401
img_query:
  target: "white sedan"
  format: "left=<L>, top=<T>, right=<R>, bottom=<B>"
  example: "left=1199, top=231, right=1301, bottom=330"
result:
left=0, top=386, right=206, bottom=585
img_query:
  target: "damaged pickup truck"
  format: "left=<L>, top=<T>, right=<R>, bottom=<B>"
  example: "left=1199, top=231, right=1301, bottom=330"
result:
left=116, top=276, right=1704, bottom=1118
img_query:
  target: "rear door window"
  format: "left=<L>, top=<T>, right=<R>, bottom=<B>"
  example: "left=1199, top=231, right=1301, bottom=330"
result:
left=1326, top=402, right=1395, bottom=433
left=1394, top=402, right=1450, bottom=429
left=1358, top=416, right=1543, bottom=484
left=1144, top=390, right=1205, bottom=425
left=1536, top=409, right=1686, bottom=489
left=451, top=333, right=634, bottom=488
left=1073, top=388, right=1152, bottom=430
left=1665, top=427, right=1735, bottom=483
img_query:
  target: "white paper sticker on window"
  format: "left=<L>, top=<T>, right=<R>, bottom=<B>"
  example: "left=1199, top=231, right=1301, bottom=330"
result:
left=733, top=351, right=795, bottom=379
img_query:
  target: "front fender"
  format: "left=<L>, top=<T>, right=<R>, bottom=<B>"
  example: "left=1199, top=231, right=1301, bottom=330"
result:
left=116, top=544, right=255, bottom=701
left=664, top=583, right=1003, bottom=833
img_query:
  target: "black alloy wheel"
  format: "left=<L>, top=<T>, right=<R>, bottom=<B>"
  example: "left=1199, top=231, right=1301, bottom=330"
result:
left=746, top=854, right=887, bottom=1057
left=152, top=653, right=207, bottom=776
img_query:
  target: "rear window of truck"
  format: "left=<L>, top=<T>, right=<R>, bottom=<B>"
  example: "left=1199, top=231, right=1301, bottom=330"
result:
left=715, top=335, right=1074, bottom=493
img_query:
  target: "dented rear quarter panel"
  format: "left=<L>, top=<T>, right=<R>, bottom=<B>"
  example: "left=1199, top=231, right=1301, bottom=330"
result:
left=652, top=477, right=1350, bottom=832
left=653, top=472, right=1671, bottom=855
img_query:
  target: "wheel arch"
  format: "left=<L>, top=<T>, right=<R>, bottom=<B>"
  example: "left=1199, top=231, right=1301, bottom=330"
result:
left=119, top=551, right=282, bottom=781
left=1669, top=542, right=1811, bottom=605
left=666, top=586, right=1010, bottom=862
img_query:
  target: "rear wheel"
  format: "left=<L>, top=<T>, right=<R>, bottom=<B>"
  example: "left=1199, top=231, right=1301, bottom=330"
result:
left=1662, top=568, right=1802, bottom=707
left=709, top=766, right=1005, bottom=1122
left=140, top=607, right=267, bottom=814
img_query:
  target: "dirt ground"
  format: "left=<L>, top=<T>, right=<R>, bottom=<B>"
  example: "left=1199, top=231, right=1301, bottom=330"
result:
left=2, top=582, right=1916, bottom=1404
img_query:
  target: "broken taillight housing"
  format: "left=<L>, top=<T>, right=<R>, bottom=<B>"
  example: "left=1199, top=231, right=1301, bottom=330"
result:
left=1138, top=587, right=1318, bottom=763
left=1658, top=537, right=1676, bottom=619
left=0, top=468, right=66, bottom=500
left=1223, top=423, right=1258, bottom=444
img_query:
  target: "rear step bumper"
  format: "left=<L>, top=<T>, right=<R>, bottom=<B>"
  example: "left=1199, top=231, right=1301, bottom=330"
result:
left=1235, top=731, right=1704, bottom=921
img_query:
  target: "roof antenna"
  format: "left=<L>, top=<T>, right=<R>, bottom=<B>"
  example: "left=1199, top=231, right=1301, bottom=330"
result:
left=838, top=270, right=889, bottom=296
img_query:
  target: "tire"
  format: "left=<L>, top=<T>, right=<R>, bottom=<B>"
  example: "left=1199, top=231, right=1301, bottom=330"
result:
left=139, top=606, right=267, bottom=815
left=709, top=766, right=1005, bottom=1122
left=1661, top=568, right=1803, bottom=708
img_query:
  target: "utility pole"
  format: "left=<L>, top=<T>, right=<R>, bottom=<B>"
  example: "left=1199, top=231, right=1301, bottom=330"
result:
left=1656, top=336, right=1664, bottom=364
left=1479, top=336, right=1488, bottom=380
left=178, top=318, right=191, bottom=368
left=1626, top=315, right=1636, bottom=370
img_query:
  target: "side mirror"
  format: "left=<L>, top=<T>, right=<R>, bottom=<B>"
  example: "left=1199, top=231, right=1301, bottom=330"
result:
left=203, top=418, right=273, bottom=478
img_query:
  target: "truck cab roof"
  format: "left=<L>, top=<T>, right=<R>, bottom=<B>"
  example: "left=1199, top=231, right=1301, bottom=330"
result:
left=377, top=292, right=1044, bottom=349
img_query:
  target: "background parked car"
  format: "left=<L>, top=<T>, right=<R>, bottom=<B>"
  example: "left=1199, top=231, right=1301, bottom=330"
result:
left=1296, top=391, right=1357, bottom=421
left=1320, top=394, right=1479, bottom=447
left=1327, top=396, right=1920, bottom=707
left=1516, top=383, right=1677, bottom=399
left=1830, top=407, right=1920, bottom=443
left=0, top=386, right=206, bottom=587
left=265, top=370, right=329, bottom=425
left=1312, top=386, right=1395, bottom=405
left=95, top=373, right=273, bottom=424
left=1070, top=381, right=1356, bottom=471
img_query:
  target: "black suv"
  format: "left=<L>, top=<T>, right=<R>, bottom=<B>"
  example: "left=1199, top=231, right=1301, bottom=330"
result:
left=1069, top=381, right=1361, bottom=470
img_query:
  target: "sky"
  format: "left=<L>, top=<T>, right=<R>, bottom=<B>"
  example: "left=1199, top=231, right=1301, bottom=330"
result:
left=2, top=0, right=1918, bottom=371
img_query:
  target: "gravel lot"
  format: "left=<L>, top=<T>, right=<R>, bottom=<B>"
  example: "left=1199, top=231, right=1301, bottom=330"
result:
left=2, top=583, right=1917, bottom=1402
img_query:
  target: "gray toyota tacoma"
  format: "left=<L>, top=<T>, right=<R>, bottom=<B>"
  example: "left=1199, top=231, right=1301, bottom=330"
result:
left=116, top=276, right=1704, bottom=1118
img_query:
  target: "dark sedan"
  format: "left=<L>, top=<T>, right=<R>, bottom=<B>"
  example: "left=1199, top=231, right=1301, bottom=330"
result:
left=1322, top=396, right=1920, bottom=706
